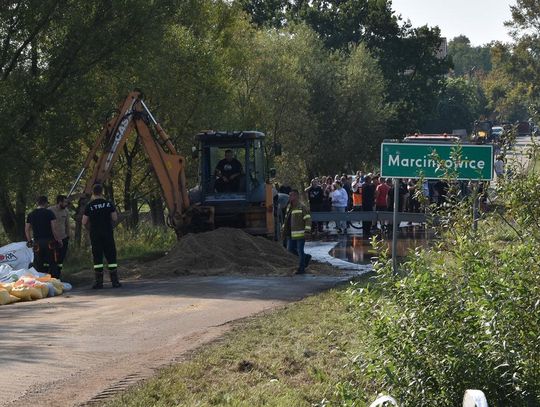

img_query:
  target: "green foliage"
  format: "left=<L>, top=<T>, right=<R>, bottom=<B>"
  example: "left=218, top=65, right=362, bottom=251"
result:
left=448, top=35, right=493, bottom=76
left=237, top=0, right=451, bottom=134
left=64, top=222, right=176, bottom=277
left=423, top=77, right=484, bottom=133
left=344, top=160, right=540, bottom=405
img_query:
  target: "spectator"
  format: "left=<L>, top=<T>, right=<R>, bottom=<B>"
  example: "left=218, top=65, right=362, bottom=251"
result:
left=407, top=179, right=420, bottom=213
left=376, top=178, right=392, bottom=232
left=331, top=181, right=348, bottom=234
left=351, top=174, right=363, bottom=211
left=361, top=176, right=376, bottom=238
left=375, top=178, right=391, bottom=212
left=433, top=180, right=449, bottom=206
left=322, top=176, right=333, bottom=230
left=341, top=175, right=353, bottom=210
left=305, top=178, right=324, bottom=233
left=494, top=155, right=505, bottom=179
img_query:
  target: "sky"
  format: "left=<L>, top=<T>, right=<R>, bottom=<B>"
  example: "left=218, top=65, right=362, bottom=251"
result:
left=391, top=0, right=515, bottom=45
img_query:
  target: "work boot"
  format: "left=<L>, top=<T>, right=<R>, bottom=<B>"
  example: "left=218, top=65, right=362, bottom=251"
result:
left=110, top=270, right=122, bottom=288
left=92, top=271, right=104, bottom=289
left=305, top=254, right=312, bottom=269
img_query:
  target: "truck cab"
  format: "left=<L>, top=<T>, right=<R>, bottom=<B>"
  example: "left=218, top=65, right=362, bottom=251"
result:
left=189, top=131, right=273, bottom=234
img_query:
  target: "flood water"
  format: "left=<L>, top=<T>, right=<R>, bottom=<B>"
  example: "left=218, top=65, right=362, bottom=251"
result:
left=326, top=226, right=434, bottom=265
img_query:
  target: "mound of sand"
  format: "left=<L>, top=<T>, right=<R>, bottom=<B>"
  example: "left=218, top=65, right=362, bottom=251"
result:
left=152, top=228, right=300, bottom=276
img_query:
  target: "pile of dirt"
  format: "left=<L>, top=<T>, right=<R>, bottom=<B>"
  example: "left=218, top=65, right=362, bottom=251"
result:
left=151, top=228, right=299, bottom=276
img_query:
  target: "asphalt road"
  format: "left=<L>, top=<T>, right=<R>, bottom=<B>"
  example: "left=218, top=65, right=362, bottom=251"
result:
left=0, top=274, right=354, bottom=407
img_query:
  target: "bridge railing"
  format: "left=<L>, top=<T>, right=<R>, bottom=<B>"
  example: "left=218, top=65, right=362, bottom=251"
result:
left=310, top=211, right=435, bottom=224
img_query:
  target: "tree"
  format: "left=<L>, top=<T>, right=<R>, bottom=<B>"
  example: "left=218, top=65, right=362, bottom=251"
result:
left=448, top=35, right=492, bottom=77
left=422, top=77, right=484, bottom=133
left=237, top=0, right=451, bottom=134
left=0, top=0, right=177, bottom=240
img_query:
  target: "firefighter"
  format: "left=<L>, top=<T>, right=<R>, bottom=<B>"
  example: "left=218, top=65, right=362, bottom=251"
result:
left=25, top=196, right=63, bottom=277
left=282, top=189, right=312, bottom=274
left=82, top=184, right=121, bottom=289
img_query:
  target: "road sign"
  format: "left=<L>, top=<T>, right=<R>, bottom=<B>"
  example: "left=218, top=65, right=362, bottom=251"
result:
left=380, top=142, right=493, bottom=180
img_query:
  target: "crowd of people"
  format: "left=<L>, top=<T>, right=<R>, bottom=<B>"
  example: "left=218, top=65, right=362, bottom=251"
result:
left=301, top=172, right=449, bottom=237
left=276, top=169, right=497, bottom=274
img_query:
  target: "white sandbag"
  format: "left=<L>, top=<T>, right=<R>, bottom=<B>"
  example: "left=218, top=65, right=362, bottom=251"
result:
left=46, top=282, right=56, bottom=297
left=0, top=266, right=43, bottom=283
left=0, top=242, right=33, bottom=271
left=0, top=264, right=21, bottom=283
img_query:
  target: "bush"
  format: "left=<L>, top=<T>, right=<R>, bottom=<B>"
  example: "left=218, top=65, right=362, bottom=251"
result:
left=344, top=171, right=540, bottom=406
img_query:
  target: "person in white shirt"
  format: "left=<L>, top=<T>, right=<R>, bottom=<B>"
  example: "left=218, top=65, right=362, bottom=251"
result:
left=330, top=181, right=348, bottom=233
left=494, top=155, right=505, bottom=178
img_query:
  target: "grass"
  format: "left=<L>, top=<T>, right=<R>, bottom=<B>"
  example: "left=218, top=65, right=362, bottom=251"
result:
left=62, top=224, right=177, bottom=284
left=104, top=281, right=375, bottom=407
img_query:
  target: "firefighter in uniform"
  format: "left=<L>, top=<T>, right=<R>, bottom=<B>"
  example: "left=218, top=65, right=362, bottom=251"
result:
left=25, top=196, right=63, bottom=277
left=282, top=189, right=312, bottom=274
left=82, top=184, right=121, bottom=289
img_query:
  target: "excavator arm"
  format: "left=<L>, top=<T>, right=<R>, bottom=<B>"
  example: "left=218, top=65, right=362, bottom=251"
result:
left=69, top=90, right=211, bottom=235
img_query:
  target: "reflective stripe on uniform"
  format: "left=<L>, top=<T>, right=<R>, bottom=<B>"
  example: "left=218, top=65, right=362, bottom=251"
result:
left=94, top=264, right=104, bottom=269
left=305, top=225, right=312, bottom=230
left=43, top=263, right=49, bottom=267
left=291, top=230, right=305, bottom=238
left=108, top=263, right=118, bottom=268
left=303, top=214, right=311, bottom=220
left=291, top=210, right=303, bottom=214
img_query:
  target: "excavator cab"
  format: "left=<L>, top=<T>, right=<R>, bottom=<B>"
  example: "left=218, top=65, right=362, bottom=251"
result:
left=190, top=131, right=274, bottom=235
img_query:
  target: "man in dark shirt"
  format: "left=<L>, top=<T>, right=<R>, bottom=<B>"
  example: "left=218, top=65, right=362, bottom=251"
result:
left=214, top=149, right=243, bottom=193
left=305, top=178, right=324, bottom=233
left=82, top=184, right=120, bottom=289
left=361, top=176, right=376, bottom=238
left=25, top=196, right=63, bottom=277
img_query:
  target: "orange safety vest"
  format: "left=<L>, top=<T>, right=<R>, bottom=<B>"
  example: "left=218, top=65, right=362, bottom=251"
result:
left=352, top=187, right=362, bottom=207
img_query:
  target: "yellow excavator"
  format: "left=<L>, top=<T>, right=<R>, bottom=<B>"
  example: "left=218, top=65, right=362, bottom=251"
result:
left=68, top=90, right=275, bottom=238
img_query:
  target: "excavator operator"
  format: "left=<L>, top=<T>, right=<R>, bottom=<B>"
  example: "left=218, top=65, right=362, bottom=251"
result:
left=214, top=149, right=243, bottom=193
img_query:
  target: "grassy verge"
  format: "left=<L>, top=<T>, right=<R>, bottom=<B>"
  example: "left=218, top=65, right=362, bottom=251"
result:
left=105, top=281, right=375, bottom=407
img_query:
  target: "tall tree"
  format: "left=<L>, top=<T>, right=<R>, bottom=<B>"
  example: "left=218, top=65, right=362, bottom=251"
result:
left=448, top=35, right=492, bottom=77
left=237, top=0, right=451, bottom=134
left=0, top=0, right=177, bottom=240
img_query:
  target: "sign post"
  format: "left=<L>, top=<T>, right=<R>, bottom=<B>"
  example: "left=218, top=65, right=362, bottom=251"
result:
left=381, top=142, right=493, bottom=274
left=392, top=178, right=399, bottom=274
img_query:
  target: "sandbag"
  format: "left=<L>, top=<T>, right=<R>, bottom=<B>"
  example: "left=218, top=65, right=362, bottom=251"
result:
left=8, top=294, right=20, bottom=304
left=0, top=288, right=11, bottom=305
left=1, top=282, right=13, bottom=293
left=50, top=278, right=63, bottom=295
left=10, top=286, right=32, bottom=301
left=0, top=242, right=33, bottom=270
left=29, top=286, right=43, bottom=300
left=46, top=282, right=56, bottom=297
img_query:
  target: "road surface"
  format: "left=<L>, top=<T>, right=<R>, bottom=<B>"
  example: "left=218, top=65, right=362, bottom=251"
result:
left=0, top=274, right=355, bottom=407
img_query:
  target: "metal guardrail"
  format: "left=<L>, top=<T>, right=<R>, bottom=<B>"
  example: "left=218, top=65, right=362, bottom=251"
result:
left=310, top=211, right=434, bottom=224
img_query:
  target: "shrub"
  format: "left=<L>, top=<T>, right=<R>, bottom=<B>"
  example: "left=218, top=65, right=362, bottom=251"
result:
left=345, top=167, right=540, bottom=406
